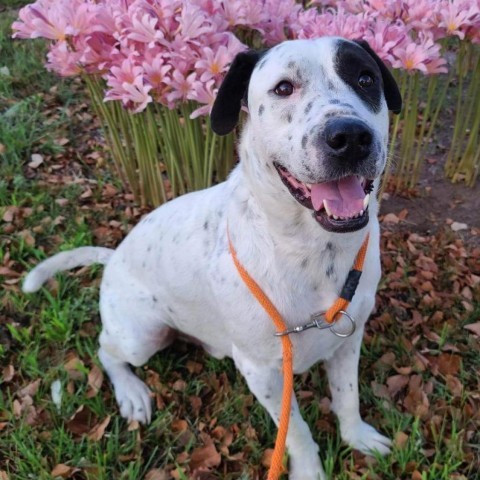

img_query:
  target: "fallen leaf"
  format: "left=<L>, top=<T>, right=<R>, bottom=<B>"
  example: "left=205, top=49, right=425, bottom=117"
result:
left=464, top=322, right=480, bottom=336
left=261, top=449, right=274, bottom=468
left=386, top=375, right=409, bottom=397
left=437, top=353, right=462, bottom=376
left=2, top=365, right=14, bottom=382
left=28, top=153, right=44, bottom=169
left=145, top=469, right=169, bottom=480
left=87, top=415, right=110, bottom=441
left=394, top=431, right=409, bottom=449
left=17, top=379, right=41, bottom=398
left=451, top=221, right=468, bottom=231
left=189, top=443, right=221, bottom=470
left=51, top=463, right=74, bottom=478
left=86, top=365, right=103, bottom=398
left=382, top=213, right=399, bottom=224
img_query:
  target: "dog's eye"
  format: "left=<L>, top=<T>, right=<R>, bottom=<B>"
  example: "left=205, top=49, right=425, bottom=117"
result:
left=358, top=73, right=374, bottom=88
left=274, top=81, right=294, bottom=97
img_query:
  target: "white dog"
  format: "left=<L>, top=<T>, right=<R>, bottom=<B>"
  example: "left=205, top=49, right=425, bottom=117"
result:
left=24, top=37, right=401, bottom=479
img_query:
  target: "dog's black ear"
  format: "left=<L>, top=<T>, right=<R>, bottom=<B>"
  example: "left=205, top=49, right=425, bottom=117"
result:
left=211, top=50, right=264, bottom=136
left=354, top=40, right=402, bottom=114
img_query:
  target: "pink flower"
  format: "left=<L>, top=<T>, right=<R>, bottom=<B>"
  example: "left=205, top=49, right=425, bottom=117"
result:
left=105, top=57, right=152, bottom=112
left=164, top=69, right=197, bottom=107
left=195, top=45, right=231, bottom=82
left=46, top=40, right=82, bottom=76
left=127, top=12, right=164, bottom=46
left=436, top=0, right=480, bottom=40
left=189, top=79, right=217, bottom=118
left=391, top=33, right=447, bottom=74
left=143, top=53, right=171, bottom=100
left=362, top=21, right=407, bottom=67
left=12, top=0, right=97, bottom=41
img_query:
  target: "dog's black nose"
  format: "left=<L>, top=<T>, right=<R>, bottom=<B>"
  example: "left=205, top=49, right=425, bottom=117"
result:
left=324, top=118, right=373, bottom=160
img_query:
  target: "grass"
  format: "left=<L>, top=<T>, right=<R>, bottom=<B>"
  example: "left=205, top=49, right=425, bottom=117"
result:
left=1, top=9, right=479, bottom=480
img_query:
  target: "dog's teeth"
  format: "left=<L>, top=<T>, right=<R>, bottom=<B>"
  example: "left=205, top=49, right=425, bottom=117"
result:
left=324, top=200, right=332, bottom=217
left=363, top=194, right=370, bottom=209
left=359, top=209, right=364, bottom=216
left=333, top=215, right=339, bottom=220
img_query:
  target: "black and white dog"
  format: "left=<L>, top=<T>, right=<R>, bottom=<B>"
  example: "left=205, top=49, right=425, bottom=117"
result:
left=24, top=37, right=401, bottom=479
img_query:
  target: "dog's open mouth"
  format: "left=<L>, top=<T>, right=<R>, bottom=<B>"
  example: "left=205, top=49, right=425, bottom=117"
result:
left=274, top=163, right=374, bottom=233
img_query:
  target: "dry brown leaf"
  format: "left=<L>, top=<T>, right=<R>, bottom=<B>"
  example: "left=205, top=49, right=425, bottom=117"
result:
left=17, top=379, right=41, bottom=398
left=86, top=365, right=104, bottom=398
left=28, top=153, right=44, bottom=169
left=445, top=375, right=463, bottom=397
left=145, top=469, right=169, bottom=480
left=386, top=375, right=409, bottom=397
left=464, top=322, right=480, bottom=336
left=17, top=229, right=35, bottom=247
left=437, top=353, right=462, bottom=376
left=382, top=213, right=399, bottom=224
left=261, top=449, right=274, bottom=468
left=394, top=431, right=409, bottom=449
left=189, top=443, right=221, bottom=470
left=51, top=463, right=74, bottom=478
left=64, top=355, right=85, bottom=380
left=87, top=415, right=110, bottom=441
left=2, top=365, right=14, bottom=382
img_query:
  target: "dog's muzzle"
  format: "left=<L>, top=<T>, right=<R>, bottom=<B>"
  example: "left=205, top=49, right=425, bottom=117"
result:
left=273, top=117, right=380, bottom=234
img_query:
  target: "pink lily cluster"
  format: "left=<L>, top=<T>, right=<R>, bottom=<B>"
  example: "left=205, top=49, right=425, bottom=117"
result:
left=12, top=0, right=480, bottom=115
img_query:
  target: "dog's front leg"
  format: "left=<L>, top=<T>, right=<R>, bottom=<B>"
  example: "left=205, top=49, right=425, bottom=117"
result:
left=232, top=345, right=326, bottom=480
left=324, top=326, right=392, bottom=456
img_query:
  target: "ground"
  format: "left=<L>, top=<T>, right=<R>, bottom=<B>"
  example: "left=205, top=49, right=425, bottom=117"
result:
left=1, top=8, right=480, bottom=480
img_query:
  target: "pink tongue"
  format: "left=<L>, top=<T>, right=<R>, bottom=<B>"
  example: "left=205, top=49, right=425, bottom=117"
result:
left=311, top=176, right=365, bottom=217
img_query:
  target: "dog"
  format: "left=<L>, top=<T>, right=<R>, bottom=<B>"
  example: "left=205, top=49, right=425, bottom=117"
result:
left=24, top=36, right=401, bottom=479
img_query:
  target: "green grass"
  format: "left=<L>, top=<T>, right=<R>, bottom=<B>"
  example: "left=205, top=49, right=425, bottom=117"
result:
left=1, top=10, right=479, bottom=480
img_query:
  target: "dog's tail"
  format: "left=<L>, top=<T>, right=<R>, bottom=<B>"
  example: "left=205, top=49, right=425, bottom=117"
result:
left=23, top=246, right=114, bottom=293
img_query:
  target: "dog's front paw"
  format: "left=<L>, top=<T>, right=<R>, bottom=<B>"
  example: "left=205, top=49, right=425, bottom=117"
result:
left=289, top=457, right=326, bottom=480
left=341, top=420, right=392, bottom=456
left=114, top=375, right=152, bottom=424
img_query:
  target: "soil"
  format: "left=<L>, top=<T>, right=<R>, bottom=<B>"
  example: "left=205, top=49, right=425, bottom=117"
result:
left=380, top=159, right=480, bottom=243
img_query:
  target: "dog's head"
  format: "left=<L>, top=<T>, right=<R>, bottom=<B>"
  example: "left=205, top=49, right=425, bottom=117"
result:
left=211, top=37, right=401, bottom=234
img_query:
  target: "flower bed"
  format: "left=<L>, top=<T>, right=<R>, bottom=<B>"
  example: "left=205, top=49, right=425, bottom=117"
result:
left=12, top=0, right=480, bottom=205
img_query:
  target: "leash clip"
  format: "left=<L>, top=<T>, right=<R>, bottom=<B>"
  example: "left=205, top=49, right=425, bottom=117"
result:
left=274, top=310, right=356, bottom=338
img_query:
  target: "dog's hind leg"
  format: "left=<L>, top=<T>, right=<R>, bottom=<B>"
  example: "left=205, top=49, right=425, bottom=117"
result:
left=98, top=284, right=175, bottom=424
left=232, top=345, right=326, bottom=480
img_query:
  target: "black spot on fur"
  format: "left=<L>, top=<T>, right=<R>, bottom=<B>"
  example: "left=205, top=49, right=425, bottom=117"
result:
left=327, top=80, right=335, bottom=90
left=326, top=242, right=335, bottom=251
left=301, top=258, right=308, bottom=269
left=203, top=220, right=209, bottom=230
left=152, top=295, right=158, bottom=303
left=258, top=104, right=265, bottom=116
left=147, top=245, right=152, bottom=252
left=304, top=101, right=313, bottom=114
left=329, top=99, right=340, bottom=104
left=326, top=264, right=335, bottom=278
left=287, top=60, right=295, bottom=69
left=167, top=306, right=174, bottom=314
left=301, top=134, right=308, bottom=149
left=287, top=112, right=292, bottom=123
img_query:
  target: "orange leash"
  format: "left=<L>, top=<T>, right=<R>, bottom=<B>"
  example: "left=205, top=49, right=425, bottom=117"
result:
left=227, top=230, right=369, bottom=480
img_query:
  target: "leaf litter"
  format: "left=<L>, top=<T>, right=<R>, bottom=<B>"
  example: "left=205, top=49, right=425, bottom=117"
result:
left=0, top=80, right=479, bottom=479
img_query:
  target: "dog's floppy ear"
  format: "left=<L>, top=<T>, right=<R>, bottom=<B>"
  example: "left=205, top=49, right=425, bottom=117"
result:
left=354, top=40, right=402, bottom=114
left=211, top=50, right=265, bottom=136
